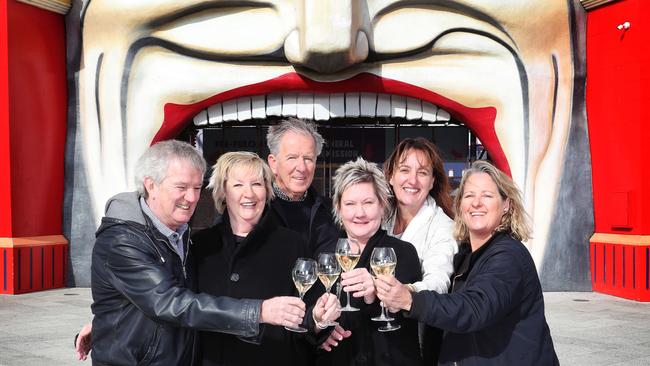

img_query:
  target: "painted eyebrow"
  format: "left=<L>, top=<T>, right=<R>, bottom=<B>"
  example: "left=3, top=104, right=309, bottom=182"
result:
left=146, top=1, right=276, bottom=28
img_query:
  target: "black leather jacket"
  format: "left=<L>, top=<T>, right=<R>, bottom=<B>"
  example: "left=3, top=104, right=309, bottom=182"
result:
left=90, top=192, right=262, bottom=366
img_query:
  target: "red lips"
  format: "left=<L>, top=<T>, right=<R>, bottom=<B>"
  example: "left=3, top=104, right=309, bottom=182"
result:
left=156, top=72, right=508, bottom=176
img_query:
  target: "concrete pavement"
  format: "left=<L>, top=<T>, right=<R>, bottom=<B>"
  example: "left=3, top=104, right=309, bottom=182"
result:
left=1, top=289, right=649, bottom=365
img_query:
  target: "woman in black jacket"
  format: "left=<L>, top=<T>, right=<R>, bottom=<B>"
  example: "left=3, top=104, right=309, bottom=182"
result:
left=376, top=160, right=559, bottom=366
left=193, top=151, right=338, bottom=366
left=316, top=157, right=423, bottom=366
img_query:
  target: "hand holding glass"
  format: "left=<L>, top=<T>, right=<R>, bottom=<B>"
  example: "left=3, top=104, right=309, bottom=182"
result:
left=335, top=238, right=361, bottom=312
left=317, top=253, right=341, bottom=326
left=286, top=258, right=317, bottom=333
left=370, top=247, right=401, bottom=332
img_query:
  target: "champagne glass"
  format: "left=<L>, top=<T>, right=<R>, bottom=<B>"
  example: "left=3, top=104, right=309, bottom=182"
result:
left=335, top=238, right=361, bottom=312
left=285, top=258, right=317, bottom=333
left=317, top=252, right=342, bottom=326
left=370, top=247, right=401, bottom=332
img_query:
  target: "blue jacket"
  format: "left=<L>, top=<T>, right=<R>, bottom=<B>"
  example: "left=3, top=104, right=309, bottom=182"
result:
left=407, top=232, right=559, bottom=365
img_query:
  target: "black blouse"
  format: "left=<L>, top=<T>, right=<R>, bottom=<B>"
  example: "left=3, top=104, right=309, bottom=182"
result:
left=315, top=229, right=424, bottom=366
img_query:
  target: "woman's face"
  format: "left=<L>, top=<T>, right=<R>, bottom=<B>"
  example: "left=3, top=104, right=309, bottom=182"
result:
left=389, top=149, right=434, bottom=212
left=339, top=182, right=383, bottom=244
left=224, top=165, right=267, bottom=228
left=460, top=172, right=509, bottom=244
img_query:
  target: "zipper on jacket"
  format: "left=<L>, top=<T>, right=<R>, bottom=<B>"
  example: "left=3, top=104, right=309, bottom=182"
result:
left=155, top=237, right=188, bottom=279
left=451, top=271, right=464, bottom=292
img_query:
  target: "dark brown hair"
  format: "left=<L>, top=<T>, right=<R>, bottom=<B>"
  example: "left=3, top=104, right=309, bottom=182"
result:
left=383, top=138, right=454, bottom=218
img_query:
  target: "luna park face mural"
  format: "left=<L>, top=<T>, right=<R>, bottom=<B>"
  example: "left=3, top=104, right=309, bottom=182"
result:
left=65, top=0, right=593, bottom=289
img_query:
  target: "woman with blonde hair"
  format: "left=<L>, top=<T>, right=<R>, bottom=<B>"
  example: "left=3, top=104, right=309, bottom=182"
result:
left=194, top=151, right=338, bottom=366
left=376, top=160, right=558, bottom=365
left=317, top=157, right=423, bottom=366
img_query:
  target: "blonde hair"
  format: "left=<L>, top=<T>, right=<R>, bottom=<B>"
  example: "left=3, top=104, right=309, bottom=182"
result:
left=331, top=157, right=393, bottom=228
left=453, top=160, right=531, bottom=242
left=207, top=151, right=274, bottom=214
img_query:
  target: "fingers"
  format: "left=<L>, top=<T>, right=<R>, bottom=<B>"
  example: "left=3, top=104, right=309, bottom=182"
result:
left=319, top=325, right=351, bottom=351
left=261, top=297, right=306, bottom=326
left=341, top=269, right=374, bottom=297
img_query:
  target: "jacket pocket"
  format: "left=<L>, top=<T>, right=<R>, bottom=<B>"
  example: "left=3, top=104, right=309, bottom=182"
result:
left=137, top=323, right=161, bottom=366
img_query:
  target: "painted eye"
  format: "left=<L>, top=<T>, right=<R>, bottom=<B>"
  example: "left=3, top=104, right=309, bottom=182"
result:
left=151, top=6, right=287, bottom=57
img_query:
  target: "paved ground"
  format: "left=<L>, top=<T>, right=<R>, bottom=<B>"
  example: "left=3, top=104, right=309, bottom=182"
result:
left=1, top=289, right=649, bottom=365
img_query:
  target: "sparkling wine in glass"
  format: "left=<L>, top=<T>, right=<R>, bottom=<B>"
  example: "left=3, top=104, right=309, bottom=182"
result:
left=317, top=253, right=341, bottom=326
left=285, top=258, right=317, bottom=333
left=370, top=247, right=401, bottom=332
left=335, top=238, right=361, bottom=312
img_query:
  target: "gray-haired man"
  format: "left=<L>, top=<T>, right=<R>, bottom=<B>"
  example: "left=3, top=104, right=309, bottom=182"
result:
left=82, top=140, right=305, bottom=365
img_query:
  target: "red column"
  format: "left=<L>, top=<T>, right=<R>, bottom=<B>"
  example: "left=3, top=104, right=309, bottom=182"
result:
left=587, top=0, right=650, bottom=301
left=0, top=0, right=68, bottom=294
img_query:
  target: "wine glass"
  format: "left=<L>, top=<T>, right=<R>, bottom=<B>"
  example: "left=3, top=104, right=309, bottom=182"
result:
left=317, top=252, right=342, bottom=326
left=335, top=238, right=361, bottom=312
left=370, top=247, right=401, bottom=332
left=285, top=258, right=317, bottom=333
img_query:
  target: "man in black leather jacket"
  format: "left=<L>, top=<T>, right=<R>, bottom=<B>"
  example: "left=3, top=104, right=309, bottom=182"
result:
left=88, top=140, right=306, bottom=365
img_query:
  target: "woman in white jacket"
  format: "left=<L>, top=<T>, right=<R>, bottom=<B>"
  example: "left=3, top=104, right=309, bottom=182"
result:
left=383, top=137, right=458, bottom=364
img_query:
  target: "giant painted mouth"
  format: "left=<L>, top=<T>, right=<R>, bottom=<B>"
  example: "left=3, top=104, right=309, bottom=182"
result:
left=155, top=72, right=507, bottom=175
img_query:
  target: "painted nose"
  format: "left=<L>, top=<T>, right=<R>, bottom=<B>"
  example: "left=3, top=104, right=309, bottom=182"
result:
left=284, top=1, right=369, bottom=73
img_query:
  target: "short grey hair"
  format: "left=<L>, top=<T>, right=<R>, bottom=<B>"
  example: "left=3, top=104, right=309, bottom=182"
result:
left=207, top=151, right=274, bottom=214
left=266, top=118, right=324, bottom=156
left=134, top=140, right=206, bottom=198
left=331, top=157, right=393, bottom=228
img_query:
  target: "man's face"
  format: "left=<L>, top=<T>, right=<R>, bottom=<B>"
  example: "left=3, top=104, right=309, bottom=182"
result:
left=268, top=131, right=316, bottom=200
left=145, top=158, right=203, bottom=231
left=76, top=0, right=582, bottom=268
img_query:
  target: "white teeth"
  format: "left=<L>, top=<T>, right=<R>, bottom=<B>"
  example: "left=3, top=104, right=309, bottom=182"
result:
left=391, top=95, right=407, bottom=118
left=314, top=94, right=330, bottom=120
left=177, top=204, right=190, bottom=209
left=242, top=202, right=255, bottom=206
left=222, top=99, right=238, bottom=121
left=193, top=110, right=208, bottom=126
left=297, top=93, right=314, bottom=119
left=404, top=188, right=418, bottom=193
left=251, top=95, right=266, bottom=119
left=406, top=97, right=422, bottom=120
left=345, top=93, right=360, bottom=117
left=281, top=93, right=297, bottom=116
left=329, top=93, right=345, bottom=118
left=360, top=93, right=376, bottom=117
left=376, top=93, right=391, bottom=117
left=237, top=97, right=252, bottom=121
left=470, top=212, right=484, bottom=216
left=193, top=93, right=453, bottom=125
left=266, top=94, right=282, bottom=116
left=207, top=104, right=223, bottom=124
left=422, top=102, right=438, bottom=122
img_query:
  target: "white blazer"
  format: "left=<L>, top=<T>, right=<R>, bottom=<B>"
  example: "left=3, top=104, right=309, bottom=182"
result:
left=383, top=196, right=458, bottom=294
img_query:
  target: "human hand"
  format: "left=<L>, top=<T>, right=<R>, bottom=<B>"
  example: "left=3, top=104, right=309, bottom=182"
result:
left=319, top=324, right=352, bottom=352
left=75, top=323, right=92, bottom=361
left=341, top=268, right=376, bottom=304
left=375, top=275, right=412, bottom=312
left=313, top=293, right=341, bottom=329
left=260, top=296, right=306, bottom=328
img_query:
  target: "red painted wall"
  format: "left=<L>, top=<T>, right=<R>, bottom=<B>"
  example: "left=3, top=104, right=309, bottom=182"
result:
left=0, top=0, right=12, bottom=236
left=3, top=0, right=67, bottom=237
left=587, top=0, right=649, bottom=235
